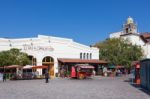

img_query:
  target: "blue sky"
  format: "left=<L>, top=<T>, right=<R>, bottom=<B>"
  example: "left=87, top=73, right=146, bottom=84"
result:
left=0, top=0, right=150, bottom=45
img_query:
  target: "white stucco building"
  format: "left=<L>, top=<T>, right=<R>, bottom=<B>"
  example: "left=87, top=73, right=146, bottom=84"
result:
left=0, top=35, right=104, bottom=77
left=110, top=16, right=150, bottom=58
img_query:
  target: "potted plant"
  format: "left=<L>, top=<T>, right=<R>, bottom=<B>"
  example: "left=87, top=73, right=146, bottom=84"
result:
left=66, top=71, right=70, bottom=77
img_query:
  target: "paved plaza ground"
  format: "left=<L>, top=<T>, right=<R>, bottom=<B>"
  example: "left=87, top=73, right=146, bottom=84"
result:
left=0, top=76, right=150, bottom=99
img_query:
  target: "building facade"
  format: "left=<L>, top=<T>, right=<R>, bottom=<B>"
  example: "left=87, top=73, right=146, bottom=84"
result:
left=0, top=35, right=100, bottom=77
left=110, top=16, right=150, bottom=58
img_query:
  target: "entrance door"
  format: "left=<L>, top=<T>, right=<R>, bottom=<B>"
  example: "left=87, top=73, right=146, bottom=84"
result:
left=49, top=64, right=54, bottom=77
left=42, top=56, right=54, bottom=78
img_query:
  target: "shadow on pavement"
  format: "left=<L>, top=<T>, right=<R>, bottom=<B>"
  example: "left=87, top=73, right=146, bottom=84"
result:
left=124, top=78, right=150, bottom=95
left=131, top=84, right=150, bottom=95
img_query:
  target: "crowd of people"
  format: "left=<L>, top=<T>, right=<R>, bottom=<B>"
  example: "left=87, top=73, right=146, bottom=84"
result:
left=0, top=66, right=129, bottom=84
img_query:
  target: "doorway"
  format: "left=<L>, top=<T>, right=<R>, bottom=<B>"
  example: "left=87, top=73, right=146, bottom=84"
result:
left=42, top=56, right=54, bottom=77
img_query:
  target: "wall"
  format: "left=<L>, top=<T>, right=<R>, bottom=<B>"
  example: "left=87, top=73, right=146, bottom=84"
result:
left=0, top=35, right=99, bottom=74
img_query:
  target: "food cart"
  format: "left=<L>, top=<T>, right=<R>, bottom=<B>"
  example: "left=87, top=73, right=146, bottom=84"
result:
left=71, top=64, right=94, bottom=79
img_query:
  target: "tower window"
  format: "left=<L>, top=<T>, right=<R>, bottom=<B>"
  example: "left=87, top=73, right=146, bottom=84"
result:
left=126, top=28, right=128, bottom=33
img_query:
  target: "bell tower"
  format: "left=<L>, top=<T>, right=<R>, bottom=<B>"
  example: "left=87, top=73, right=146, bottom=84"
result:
left=123, top=16, right=138, bottom=34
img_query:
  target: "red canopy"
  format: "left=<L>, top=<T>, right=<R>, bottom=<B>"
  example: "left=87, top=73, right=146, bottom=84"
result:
left=78, top=65, right=94, bottom=69
left=116, top=66, right=125, bottom=69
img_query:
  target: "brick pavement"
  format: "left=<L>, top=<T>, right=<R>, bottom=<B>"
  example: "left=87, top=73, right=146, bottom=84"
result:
left=0, top=76, right=149, bottom=99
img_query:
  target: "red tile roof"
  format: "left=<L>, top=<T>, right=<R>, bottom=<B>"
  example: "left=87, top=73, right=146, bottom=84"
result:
left=141, top=32, right=150, bottom=38
left=58, top=58, right=108, bottom=64
left=140, top=32, right=150, bottom=43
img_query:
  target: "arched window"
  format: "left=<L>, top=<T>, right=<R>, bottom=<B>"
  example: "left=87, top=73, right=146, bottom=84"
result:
left=90, top=53, right=92, bottom=59
left=83, top=53, right=86, bottom=59
left=28, top=55, right=36, bottom=66
left=42, top=56, right=54, bottom=63
left=87, top=53, right=89, bottom=60
left=80, top=53, right=82, bottom=59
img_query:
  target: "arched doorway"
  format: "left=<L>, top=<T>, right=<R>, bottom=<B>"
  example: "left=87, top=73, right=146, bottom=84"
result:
left=42, top=56, right=54, bottom=77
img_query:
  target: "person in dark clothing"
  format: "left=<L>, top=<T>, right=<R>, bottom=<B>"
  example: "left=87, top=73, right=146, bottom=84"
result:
left=3, top=73, right=6, bottom=82
left=45, top=72, right=49, bottom=83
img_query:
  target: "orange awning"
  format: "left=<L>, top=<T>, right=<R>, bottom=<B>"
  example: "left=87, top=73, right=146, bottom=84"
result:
left=4, top=65, right=23, bottom=69
left=58, top=58, right=107, bottom=64
left=32, top=65, right=48, bottom=69
left=23, top=65, right=33, bottom=69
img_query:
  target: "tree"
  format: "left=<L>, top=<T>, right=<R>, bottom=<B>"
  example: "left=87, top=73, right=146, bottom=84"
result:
left=94, top=38, right=143, bottom=68
left=0, top=48, right=31, bottom=67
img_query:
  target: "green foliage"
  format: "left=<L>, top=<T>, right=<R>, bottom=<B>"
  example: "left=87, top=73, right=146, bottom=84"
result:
left=94, top=38, right=143, bottom=68
left=0, top=48, right=30, bottom=67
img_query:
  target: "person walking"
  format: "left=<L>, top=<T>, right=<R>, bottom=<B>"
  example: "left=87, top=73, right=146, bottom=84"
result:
left=3, top=73, right=6, bottom=82
left=0, top=72, right=3, bottom=81
left=92, top=70, right=96, bottom=77
left=60, top=68, right=65, bottom=78
left=45, top=72, right=49, bottom=83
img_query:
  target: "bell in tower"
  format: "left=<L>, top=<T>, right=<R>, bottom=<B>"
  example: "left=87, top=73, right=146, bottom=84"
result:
left=123, top=16, right=138, bottom=34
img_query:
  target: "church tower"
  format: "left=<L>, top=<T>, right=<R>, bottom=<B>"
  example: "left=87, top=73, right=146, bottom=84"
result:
left=123, top=16, right=138, bottom=34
